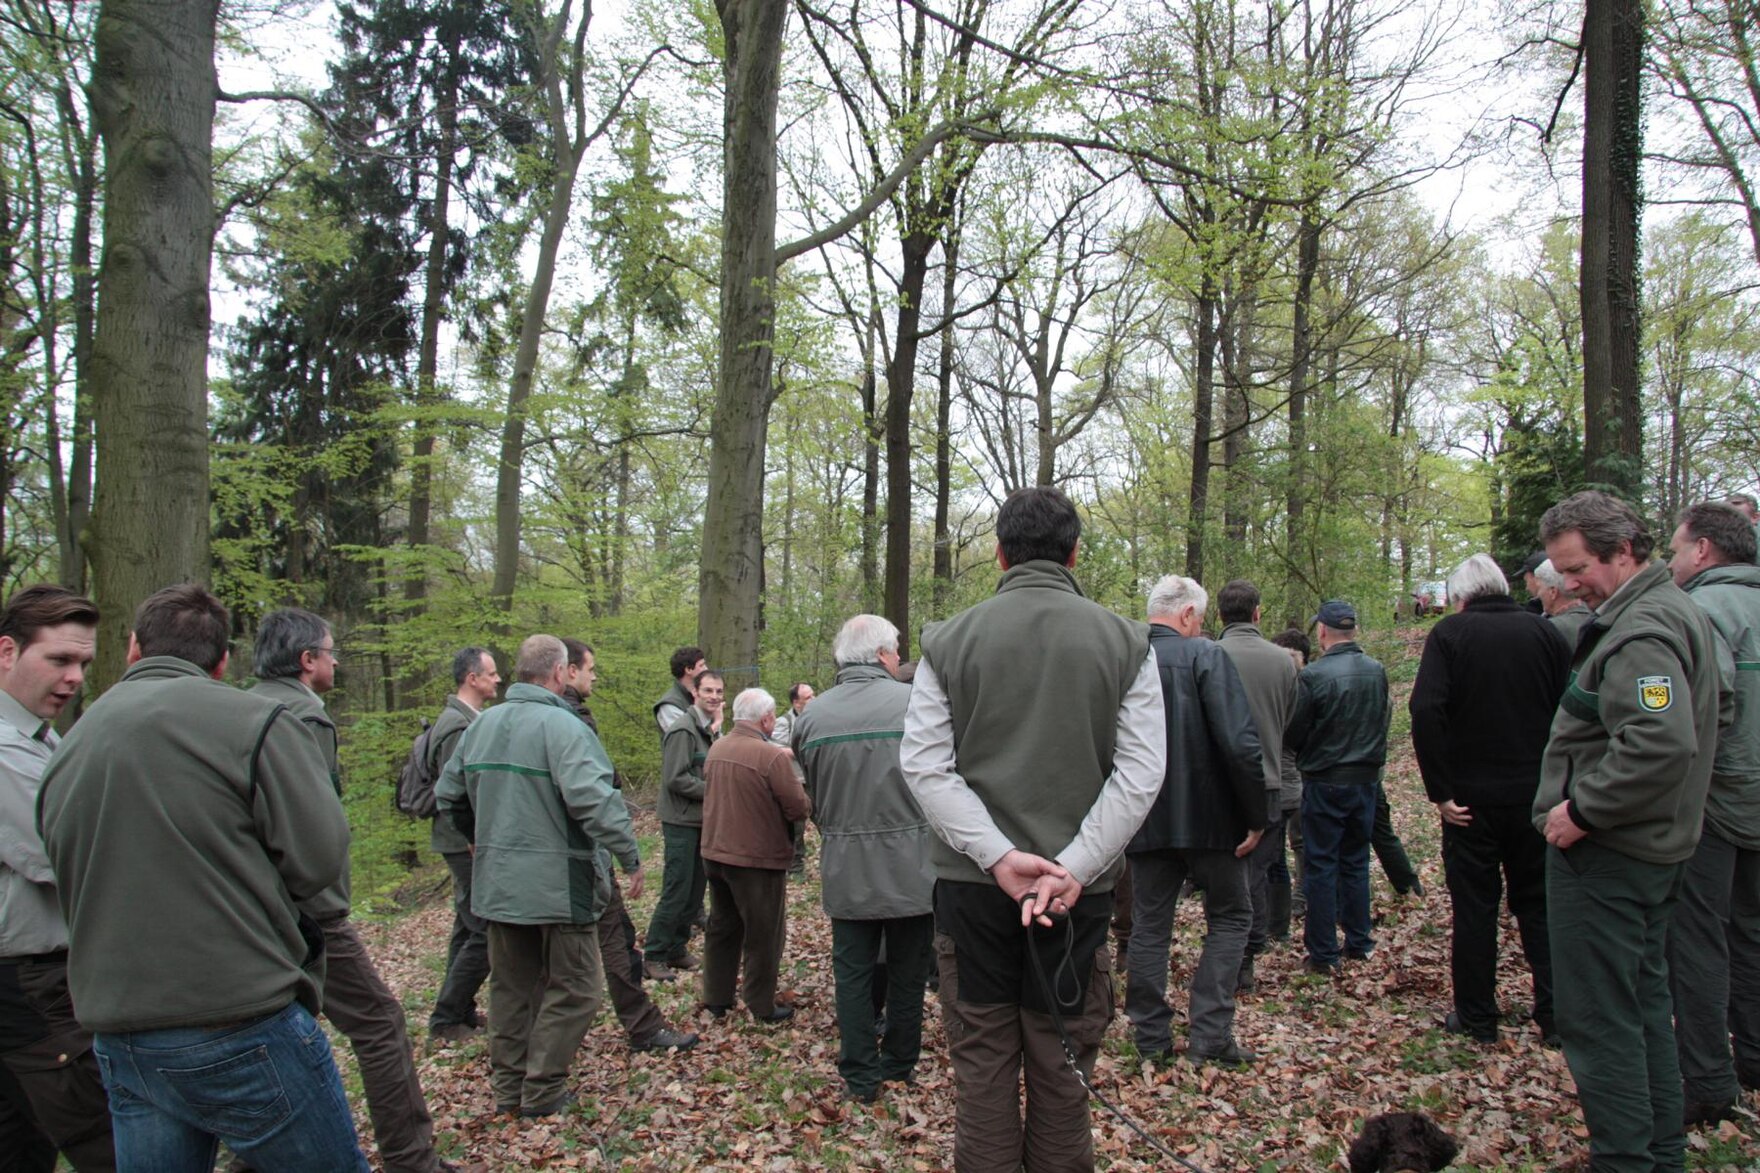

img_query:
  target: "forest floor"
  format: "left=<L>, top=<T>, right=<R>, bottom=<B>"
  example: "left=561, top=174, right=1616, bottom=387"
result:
left=347, top=644, right=1760, bottom=1171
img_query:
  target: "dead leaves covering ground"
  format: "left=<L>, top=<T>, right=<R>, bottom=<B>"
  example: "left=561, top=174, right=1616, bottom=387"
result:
left=347, top=647, right=1760, bottom=1171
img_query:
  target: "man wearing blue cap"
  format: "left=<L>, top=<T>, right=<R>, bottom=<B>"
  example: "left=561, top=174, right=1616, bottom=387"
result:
left=1287, top=600, right=1391, bottom=974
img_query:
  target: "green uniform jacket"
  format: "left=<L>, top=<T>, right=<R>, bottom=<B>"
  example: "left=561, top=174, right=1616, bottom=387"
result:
left=1681, top=562, right=1760, bottom=848
left=434, top=683, right=638, bottom=924
left=795, top=663, right=933, bottom=921
left=1533, top=561, right=1730, bottom=864
left=657, top=709, right=714, bottom=827
left=37, top=657, right=349, bottom=1033
left=248, top=675, right=349, bottom=918
left=426, top=696, right=478, bottom=855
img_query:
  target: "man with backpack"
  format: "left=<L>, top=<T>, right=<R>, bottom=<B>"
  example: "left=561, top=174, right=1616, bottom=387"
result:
left=420, top=648, right=501, bottom=1044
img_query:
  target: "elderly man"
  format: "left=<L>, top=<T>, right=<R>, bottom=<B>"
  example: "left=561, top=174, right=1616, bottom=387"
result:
left=435, top=635, right=643, bottom=1118
left=249, top=610, right=444, bottom=1171
left=1664, top=502, right=1760, bottom=1125
left=1534, top=558, right=1595, bottom=645
left=428, top=647, right=501, bottom=1045
left=0, top=586, right=112, bottom=1171
left=1535, top=491, right=1725, bottom=1170
left=1409, top=555, right=1569, bottom=1045
left=1288, top=600, right=1391, bottom=975
left=645, top=670, right=723, bottom=981
left=1214, top=580, right=1300, bottom=994
left=900, top=486, right=1166, bottom=1173
left=795, top=615, right=931, bottom=1101
left=699, top=689, right=811, bottom=1024
left=1126, top=576, right=1266, bottom=1066
left=39, top=585, right=361, bottom=1169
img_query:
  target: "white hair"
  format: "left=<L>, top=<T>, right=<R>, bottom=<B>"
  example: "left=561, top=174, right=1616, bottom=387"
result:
left=1146, top=574, right=1207, bottom=620
left=1446, top=553, right=1508, bottom=605
left=1533, top=558, right=1567, bottom=592
left=731, top=687, right=776, bottom=723
left=833, top=613, right=899, bottom=666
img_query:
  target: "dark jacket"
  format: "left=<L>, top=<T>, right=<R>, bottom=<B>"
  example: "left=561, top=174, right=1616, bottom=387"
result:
left=1216, top=622, right=1300, bottom=819
left=657, top=707, right=714, bottom=827
left=1409, top=595, right=1571, bottom=807
left=1287, top=641, right=1389, bottom=784
left=1680, top=562, right=1760, bottom=848
left=248, top=675, right=348, bottom=918
left=1129, top=624, right=1266, bottom=853
left=38, top=657, right=349, bottom=1033
left=1532, top=562, right=1728, bottom=864
left=427, top=696, right=479, bottom=854
left=701, top=724, right=811, bottom=870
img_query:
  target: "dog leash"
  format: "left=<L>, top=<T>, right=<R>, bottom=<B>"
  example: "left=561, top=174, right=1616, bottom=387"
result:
left=1022, top=893, right=1212, bottom=1173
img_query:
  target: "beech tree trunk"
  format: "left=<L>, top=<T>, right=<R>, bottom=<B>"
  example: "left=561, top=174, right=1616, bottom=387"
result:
left=1580, top=0, right=1644, bottom=496
left=698, top=0, right=788, bottom=671
left=86, top=0, right=218, bottom=692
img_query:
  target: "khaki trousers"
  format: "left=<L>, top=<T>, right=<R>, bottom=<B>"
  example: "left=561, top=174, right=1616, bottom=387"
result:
left=486, top=922, right=604, bottom=1112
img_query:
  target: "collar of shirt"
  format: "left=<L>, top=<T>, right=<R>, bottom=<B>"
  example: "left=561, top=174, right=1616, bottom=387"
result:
left=0, top=686, right=53, bottom=748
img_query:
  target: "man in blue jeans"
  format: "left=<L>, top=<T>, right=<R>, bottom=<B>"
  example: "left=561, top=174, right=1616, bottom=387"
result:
left=38, top=584, right=365, bottom=1170
left=1287, top=600, right=1391, bottom=975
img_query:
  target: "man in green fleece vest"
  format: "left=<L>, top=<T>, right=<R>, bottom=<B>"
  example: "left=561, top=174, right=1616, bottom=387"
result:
left=1533, top=492, right=1727, bottom=1173
left=38, top=584, right=364, bottom=1170
left=248, top=609, right=446, bottom=1173
left=1663, top=501, right=1760, bottom=1125
left=900, top=487, right=1166, bottom=1173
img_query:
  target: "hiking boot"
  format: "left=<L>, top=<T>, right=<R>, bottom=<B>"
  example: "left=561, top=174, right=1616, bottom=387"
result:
left=753, top=1005, right=796, bottom=1025
left=643, top=958, right=678, bottom=982
left=701, top=1002, right=732, bottom=1019
left=1303, top=958, right=1336, bottom=977
left=1235, top=957, right=1257, bottom=994
left=631, top=1027, right=699, bottom=1053
left=520, top=1090, right=577, bottom=1118
left=1444, top=1011, right=1498, bottom=1045
left=1683, top=1098, right=1736, bottom=1128
left=1187, top=1041, right=1257, bottom=1067
left=668, top=952, right=700, bottom=972
left=843, top=1086, right=879, bottom=1104
left=428, top=1023, right=481, bottom=1047
left=1739, top=1064, right=1760, bottom=1092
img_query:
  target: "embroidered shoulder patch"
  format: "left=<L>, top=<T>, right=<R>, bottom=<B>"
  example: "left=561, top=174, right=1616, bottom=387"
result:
left=1638, top=675, right=1673, bottom=713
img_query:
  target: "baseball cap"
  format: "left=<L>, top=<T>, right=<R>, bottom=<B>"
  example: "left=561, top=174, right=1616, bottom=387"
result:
left=1312, top=600, right=1357, bottom=629
left=1519, top=550, right=1547, bottom=575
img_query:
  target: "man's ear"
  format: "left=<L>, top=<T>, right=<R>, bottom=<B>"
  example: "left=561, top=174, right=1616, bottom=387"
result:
left=0, top=635, right=19, bottom=673
left=209, top=650, right=230, bottom=681
left=995, top=542, right=1010, bottom=571
left=126, top=633, right=144, bottom=665
left=1064, top=539, right=1080, bottom=569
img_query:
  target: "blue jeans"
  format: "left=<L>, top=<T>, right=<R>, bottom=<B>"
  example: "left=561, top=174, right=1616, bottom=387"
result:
left=1302, top=780, right=1376, bottom=966
left=93, top=1002, right=366, bottom=1172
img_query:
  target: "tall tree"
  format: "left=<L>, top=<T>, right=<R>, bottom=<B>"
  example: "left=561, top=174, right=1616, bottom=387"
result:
left=86, top=0, right=219, bottom=690
left=1579, top=0, right=1645, bottom=494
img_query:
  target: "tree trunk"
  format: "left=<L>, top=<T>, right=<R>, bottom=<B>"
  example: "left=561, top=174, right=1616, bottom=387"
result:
left=54, top=74, right=97, bottom=596
left=1580, top=0, right=1644, bottom=496
left=86, top=0, right=218, bottom=692
left=407, top=64, right=459, bottom=611
left=491, top=2, right=589, bottom=612
left=699, top=0, right=788, bottom=671
left=932, top=228, right=958, bottom=614
left=1184, top=279, right=1218, bottom=582
left=883, top=231, right=934, bottom=658
left=1285, top=208, right=1320, bottom=610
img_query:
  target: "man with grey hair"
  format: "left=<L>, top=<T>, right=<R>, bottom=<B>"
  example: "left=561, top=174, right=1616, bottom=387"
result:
left=1727, top=492, right=1758, bottom=525
left=699, top=688, right=811, bottom=1023
left=1664, top=501, right=1760, bottom=1124
left=1126, top=575, right=1266, bottom=1065
left=1534, top=559, right=1594, bottom=645
left=249, top=609, right=446, bottom=1171
left=1408, top=557, right=1569, bottom=1046
left=795, top=614, right=932, bottom=1101
left=1534, top=491, right=1725, bottom=1168
left=434, top=634, right=643, bottom=1117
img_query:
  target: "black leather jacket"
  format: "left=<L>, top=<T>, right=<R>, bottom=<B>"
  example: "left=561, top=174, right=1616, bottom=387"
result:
left=1127, top=624, right=1266, bottom=853
left=1287, top=641, right=1389, bottom=784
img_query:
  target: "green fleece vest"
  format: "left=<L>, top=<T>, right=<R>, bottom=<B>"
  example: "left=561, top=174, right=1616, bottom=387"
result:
left=1683, top=562, right=1760, bottom=847
left=920, top=560, right=1148, bottom=890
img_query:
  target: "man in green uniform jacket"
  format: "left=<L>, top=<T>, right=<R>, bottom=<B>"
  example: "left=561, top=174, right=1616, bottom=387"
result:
left=248, top=609, right=445, bottom=1173
left=1533, top=491, right=1729, bottom=1173
left=435, top=635, right=642, bottom=1118
left=38, top=585, right=364, bottom=1170
left=643, top=669, right=722, bottom=981
left=1663, top=501, right=1760, bottom=1124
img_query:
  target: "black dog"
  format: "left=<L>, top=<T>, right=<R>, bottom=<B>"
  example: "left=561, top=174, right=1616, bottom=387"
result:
left=1346, top=1111, right=1460, bottom=1172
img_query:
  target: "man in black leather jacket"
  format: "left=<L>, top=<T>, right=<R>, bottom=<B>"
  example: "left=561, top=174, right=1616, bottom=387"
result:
left=1287, top=600, right=1390, bottom=974
left=1125, top=575, right=1266, bottom=1065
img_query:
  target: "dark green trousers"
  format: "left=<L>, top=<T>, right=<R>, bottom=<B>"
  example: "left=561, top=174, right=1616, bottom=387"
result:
left=644, top=822, right=705, bottom=963
left=1548, top=840, right=1687, bottom=1172
left=832, top=915, right=933, bottom=1096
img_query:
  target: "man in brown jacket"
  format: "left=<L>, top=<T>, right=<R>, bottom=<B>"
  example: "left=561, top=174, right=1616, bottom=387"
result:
left=699, top=688, right=811, bottom=1023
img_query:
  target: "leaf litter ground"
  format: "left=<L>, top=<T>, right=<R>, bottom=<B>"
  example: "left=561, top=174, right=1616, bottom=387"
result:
left=347, top=660, right=1760, bottom=1170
